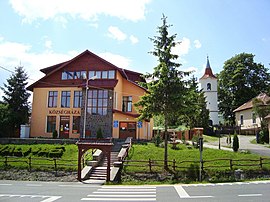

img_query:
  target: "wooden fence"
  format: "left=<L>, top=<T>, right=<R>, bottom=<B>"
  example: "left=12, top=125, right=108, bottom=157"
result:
left=123, top=157, right=270, bottom=172
left=0, top=156, right=77, bottom=175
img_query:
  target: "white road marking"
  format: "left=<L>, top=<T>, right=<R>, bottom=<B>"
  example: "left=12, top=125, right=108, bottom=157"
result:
left=174, top=185, right=190, bottom=198
left=87, top=194, right=156, bottom=197
left=93, top=191, right=156, bottom=194
left=174, top=185, right=213, bottom=199
left=0, top=194, right=61, bottom=202
left=96, top=188, right=156, bottom=191
left=102, top=186, right=156, bottom=189
left=81, top=198, right=156, bottom=201
left=27, top=184, right=42, bottom=187
left=59, top=185, right=100, bottom=188
left=0, top=184, right=12, bottom=186
left=82, top=186, right=156, bottom=201
left=41, top=196, right=62, bottom=202
left=238, top=194, right=262, bottom=197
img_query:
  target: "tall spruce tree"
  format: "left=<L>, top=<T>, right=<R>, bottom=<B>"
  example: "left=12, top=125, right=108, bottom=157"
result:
left=135, top=15, right=190, bottom=169
left=1, top=66, right=30, bottom=137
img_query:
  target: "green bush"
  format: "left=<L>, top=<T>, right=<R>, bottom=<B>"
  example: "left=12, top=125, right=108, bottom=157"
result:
left=48, top=149, right=63, bottom=158
left=154, top=132, right=161, bottom=147
left=52, top=130, right=58, bottom=139
left=55, top=146, right=66, bottom=152
left=13, top=148, right=23, bottom=157
left=37, top=148, right=49, bottom=157
left=233, top=134, right=239, bottom=152
left=22, top=148, right=31, bottom=156
left=97, top=128, right=103, bottom=139
left=185, top=164, right=199, bottom=181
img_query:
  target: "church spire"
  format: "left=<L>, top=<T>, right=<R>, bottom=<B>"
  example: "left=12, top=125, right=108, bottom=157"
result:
left=200, top=56, right=217, bottom=79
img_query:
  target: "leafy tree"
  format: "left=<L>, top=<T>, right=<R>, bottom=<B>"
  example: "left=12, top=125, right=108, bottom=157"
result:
left=1, top=66, right=30, bottom=137
left=0, top=103, right=11, bottom=137
left=218, top=53, right=270, bottom=125
left=181, top=76, right=209, bottom=129
left=135, top=15, right=190, bottom=169
left=252, top=96, right=270, bottom=143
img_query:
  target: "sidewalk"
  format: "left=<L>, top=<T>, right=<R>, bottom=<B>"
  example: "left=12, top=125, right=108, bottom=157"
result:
left=204, top=135, right=270, bottom=157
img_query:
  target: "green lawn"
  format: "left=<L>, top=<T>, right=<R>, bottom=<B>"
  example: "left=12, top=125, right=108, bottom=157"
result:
left=0, top=144, right=81, bottom=171
left=202, top=134, right=219, bottom=142
left=124, top=142, right=270, bottom=173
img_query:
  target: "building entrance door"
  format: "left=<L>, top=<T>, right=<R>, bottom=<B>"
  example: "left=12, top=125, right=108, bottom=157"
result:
left=119, top=122, right=136, bottom=139
left=60, top=116, right=70, bottom=138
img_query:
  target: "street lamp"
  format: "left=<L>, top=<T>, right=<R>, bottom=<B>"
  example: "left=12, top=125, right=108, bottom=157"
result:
left=82, top=74, right=97, bottom=139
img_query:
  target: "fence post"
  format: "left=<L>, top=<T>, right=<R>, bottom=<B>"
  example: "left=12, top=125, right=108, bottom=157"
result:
left=173, top=159, right=176, bottom=171
left=28, top=156, right=32, bottom=172
left=230, top=159, right=233, bottom=170
left=260, top=157, right=263, bottom=169
left=149, top=158, right=152, bottom=172
left=54, top=158, right=57, bottom=176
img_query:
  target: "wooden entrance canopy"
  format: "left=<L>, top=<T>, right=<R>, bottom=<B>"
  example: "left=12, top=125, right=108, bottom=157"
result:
left=76, top=140, right=113, bottom=182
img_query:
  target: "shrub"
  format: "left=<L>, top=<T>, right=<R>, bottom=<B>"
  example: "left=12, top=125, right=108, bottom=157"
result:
left=55, top=146, right=66, bottom=152
left=97, top=128, right=103, bottom=139
left=185, top=164, right=199, bottom=181
left=154, top=132, right=161, bottom=147
left=192, top=136, right=199, bottom=148
left=22, top=148, right=32, bottom=156
left=31, top=147, right=41, bottom=155
left=48, top=149, right=63, bottom=158
left=233, top=134, right=239, bottom=152
left=13, top=148, right=23, bottom=157
left=52, top=130, right=58, bottom=139
left=37, top=148, right=49, bottom=157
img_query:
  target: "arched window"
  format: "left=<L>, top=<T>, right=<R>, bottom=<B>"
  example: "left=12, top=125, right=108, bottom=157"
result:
left=207, top=83, right=211, bottom=90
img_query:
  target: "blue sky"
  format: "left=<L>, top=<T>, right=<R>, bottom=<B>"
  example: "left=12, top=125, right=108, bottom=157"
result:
left=0, top=0, right=269, bottom=99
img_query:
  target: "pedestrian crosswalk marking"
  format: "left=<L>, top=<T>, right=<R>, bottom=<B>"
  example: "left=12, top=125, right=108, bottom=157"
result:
left=81, top=186, right=156, bottom=201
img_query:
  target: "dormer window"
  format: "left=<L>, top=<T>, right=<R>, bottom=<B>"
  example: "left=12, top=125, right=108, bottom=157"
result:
left=61, top=71, right=86, bottom=80
left=207, top=83, right=211, bottom=90
left=88, top=70, right=115, bottom=79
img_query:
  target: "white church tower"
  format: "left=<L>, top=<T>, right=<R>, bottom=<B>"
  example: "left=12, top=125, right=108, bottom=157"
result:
left=199, top=56, right=219, bottom=125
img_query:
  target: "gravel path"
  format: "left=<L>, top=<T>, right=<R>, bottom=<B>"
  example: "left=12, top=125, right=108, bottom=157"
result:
left=0, top=169, right=78, bottom=182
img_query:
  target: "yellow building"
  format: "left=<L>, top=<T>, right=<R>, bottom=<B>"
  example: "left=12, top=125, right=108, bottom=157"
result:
left=27, top=50, right=153, bottom=140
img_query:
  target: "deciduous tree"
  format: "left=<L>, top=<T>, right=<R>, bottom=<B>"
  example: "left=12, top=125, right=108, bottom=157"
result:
left=218, top=53, right=270, bottom=125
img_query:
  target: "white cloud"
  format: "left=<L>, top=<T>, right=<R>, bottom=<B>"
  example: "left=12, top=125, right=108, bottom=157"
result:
left=98, top=52, right=131, bottom=68
left=194, top=39, right=202, bottom=49
left=172, top=37, right=191, bottom=57
left=45, top=40, right=52, bottom=49
left=0, top=38, right=78, bottom=88
left=9, top=0, right=151, bottom=23
left=107, top=26, right=127, bottom=41
left=130, top=35, right=139, bottom=44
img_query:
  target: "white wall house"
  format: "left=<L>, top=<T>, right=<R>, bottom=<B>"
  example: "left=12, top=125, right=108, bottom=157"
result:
left=233, top=93, right=270, bottom=134
left=199, top=57, right=219, bottom=125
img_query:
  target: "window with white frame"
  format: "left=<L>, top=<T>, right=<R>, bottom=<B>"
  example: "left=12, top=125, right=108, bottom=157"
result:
left=48, top=91, right=58, bottom=108
left=122, top=96, right=132, bottom=112
left=61, top=91, right=71, bottom=108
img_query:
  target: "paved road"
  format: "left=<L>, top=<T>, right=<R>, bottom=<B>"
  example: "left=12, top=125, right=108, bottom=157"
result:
left=205, top=135, right=270, bottom=157
left=1, top=180, right=270, bottom=202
